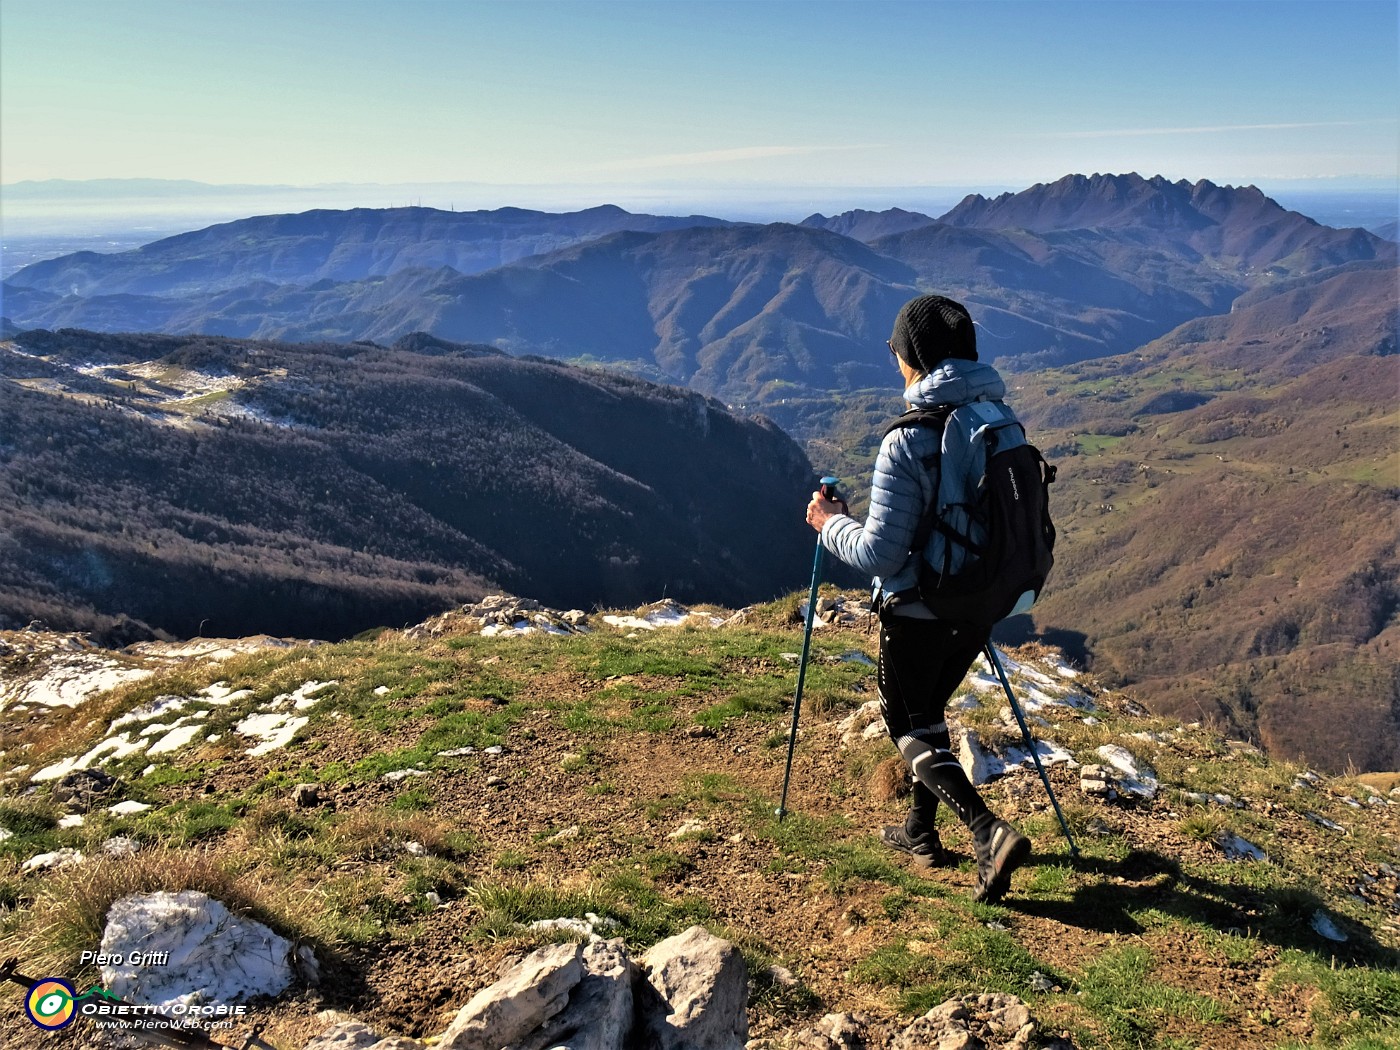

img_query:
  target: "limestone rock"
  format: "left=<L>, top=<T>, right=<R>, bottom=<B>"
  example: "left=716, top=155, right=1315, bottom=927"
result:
left=519, top=938, right=634, bottom=1050
left=959, top=730, right=1004, bottom=786
left=293, top=783, right=321, bottom=807
left=890, top=994, right=1049, bottom=1050
left=638, top=925, right=749, bottom=1050
left=836, top=700, right=884, bottom=745
left=437, top=941, right=584, bottom=1050
left=784, top=1011, right=873, bottom=1049
left=303, top=1021, right=382, bottom=1050
left=100, top=890, right=297, bottom=1010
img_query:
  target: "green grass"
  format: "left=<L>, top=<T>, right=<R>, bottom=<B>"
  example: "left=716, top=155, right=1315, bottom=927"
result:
left=1077, top=945, right=1227, bottom=1048
left=128, top=798, right=248, bottom=844
left=1272, top=951, right=1400, bottom=1048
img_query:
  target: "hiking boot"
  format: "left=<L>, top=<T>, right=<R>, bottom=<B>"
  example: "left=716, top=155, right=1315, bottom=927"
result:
left=972, top=820, right=1031, bottom=902
left=880, top=824, right=949, bottom=870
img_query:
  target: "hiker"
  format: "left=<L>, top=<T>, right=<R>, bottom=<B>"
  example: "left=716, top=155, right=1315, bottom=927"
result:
left=804, top=294, right=1031, bottom=903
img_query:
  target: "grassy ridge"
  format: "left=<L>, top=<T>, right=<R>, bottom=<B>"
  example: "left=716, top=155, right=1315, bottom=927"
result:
left=0, top=606, right=1396, bottom=1049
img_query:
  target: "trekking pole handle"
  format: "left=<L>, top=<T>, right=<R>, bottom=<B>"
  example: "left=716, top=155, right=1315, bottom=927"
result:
left=818, top=476, right=848, bottom=515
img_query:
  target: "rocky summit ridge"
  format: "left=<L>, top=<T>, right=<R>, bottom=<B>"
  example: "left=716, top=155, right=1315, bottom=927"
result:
left=0, top=592, right=1396, bottom=1049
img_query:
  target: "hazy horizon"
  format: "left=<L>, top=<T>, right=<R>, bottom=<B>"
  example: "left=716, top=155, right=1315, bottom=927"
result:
left=2, top=1, right=1395, bottom=192
left=3, top=172, right=1395, bottom=238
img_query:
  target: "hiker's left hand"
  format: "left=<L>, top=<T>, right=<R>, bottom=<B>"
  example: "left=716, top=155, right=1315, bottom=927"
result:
left=806, top=491, right=847, bottom=532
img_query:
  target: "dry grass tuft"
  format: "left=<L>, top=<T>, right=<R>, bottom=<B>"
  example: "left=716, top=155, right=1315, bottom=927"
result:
left=0, top=847, right=285, bottom=980
left=1356, top=771, right=1400, bottom=793
left=326, top=810, right=457, bottom=860
left=870, top=755, right=910, bottom=804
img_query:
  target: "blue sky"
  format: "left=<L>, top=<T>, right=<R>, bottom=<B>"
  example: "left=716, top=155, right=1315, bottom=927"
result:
left=2, top=0, right=1396, bottom=200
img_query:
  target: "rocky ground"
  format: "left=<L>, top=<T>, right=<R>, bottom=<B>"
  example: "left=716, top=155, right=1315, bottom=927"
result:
left=0, top=595, right=1396, bottom=1049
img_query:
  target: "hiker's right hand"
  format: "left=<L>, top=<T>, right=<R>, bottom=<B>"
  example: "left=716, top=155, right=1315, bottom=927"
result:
left=806, top=491, right=847, bottom=532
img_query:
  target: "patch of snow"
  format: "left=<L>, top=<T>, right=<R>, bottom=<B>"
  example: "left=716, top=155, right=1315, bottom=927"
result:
left=58, top=814, right=85, bottom=828
left=111, top=694, right=189, bottom=730
left=1310, top=910, right=1348, bottom=942
left=1096, top=744, right=1158, bottom=799
left=33, top=732, right=149, bottom=782
left=103, top=836, right=141, bottom=857
left=285, top=680, right=336, bottom=710
left=668, top=819, right=707, bottom=840
left=108, top=800, right=151, bottom=816
left=1219, top=833, right=1267, bottom=861
left=234, top=712, right=309, bottom=756
left=100, top=890, right=296, bottom=1010
left=0, top=827, right=11, bottom=841
left=199, top=683, right=256, bottom=705
left=967, top=651, right=1094, bottom=712
left=127, top=636, right=310, bottom=663
left=21, top=848, right=84, bottom=873
left=836, top=650, right=875, bottom=666
left=1306, top=811, right=1345, bottom=832
left=139, top=716, right=192, bottom=737
left=381, top=769, right=427, bottom=782
left=1185, top=791, right=1241, bottom=809
left=481, top=615, right=573, bottom=637
left=0, top=654, right=155, bottom=711
left=525, top=912, right=618, bottom=943
left=602, top=600, right=722, bottom=631
left=1005, top=738, right=1078, bottom=769
left=481, top=620, right=534, bottom=636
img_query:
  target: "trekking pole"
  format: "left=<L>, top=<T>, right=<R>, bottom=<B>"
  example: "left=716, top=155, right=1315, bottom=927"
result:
left=983, top=644, right=1080, bottom=857
left=776, top=476, right=843, bottom=822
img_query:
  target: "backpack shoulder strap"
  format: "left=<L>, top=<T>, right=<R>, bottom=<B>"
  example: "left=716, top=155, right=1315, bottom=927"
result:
left=881, top=404, right=955, bottom=555
left=881, top=404, right=953, bottom=439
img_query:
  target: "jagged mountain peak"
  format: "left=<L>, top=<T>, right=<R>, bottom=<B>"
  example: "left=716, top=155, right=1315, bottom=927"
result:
left=940, top=171, right=1282, bottom=232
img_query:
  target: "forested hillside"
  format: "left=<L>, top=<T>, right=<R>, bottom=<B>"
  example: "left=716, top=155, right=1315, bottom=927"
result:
left=0, top=329, right=815, bottom=643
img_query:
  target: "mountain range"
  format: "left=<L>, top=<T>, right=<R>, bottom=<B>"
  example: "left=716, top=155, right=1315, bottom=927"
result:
left=3, top=171, right=1397, bottom=773
left=5, top=174, right=1392, bottom=406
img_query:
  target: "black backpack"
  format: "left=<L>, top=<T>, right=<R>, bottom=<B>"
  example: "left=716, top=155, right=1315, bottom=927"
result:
left=885, top=398, right=1057, bottom=627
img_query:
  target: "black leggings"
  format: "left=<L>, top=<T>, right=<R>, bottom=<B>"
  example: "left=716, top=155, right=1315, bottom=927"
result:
left=878, top=614, right=993, bottom=838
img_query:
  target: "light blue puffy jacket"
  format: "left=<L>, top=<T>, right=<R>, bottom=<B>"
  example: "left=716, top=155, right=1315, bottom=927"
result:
left=820, top=358, right=1011, bottom=616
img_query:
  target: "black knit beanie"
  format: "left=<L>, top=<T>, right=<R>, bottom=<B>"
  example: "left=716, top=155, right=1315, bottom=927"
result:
left=889, top=294, right=977, bottom=372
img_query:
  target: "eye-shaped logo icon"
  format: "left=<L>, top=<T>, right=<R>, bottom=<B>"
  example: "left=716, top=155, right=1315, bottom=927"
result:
left=25, top=978, right=77, bottom=1030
